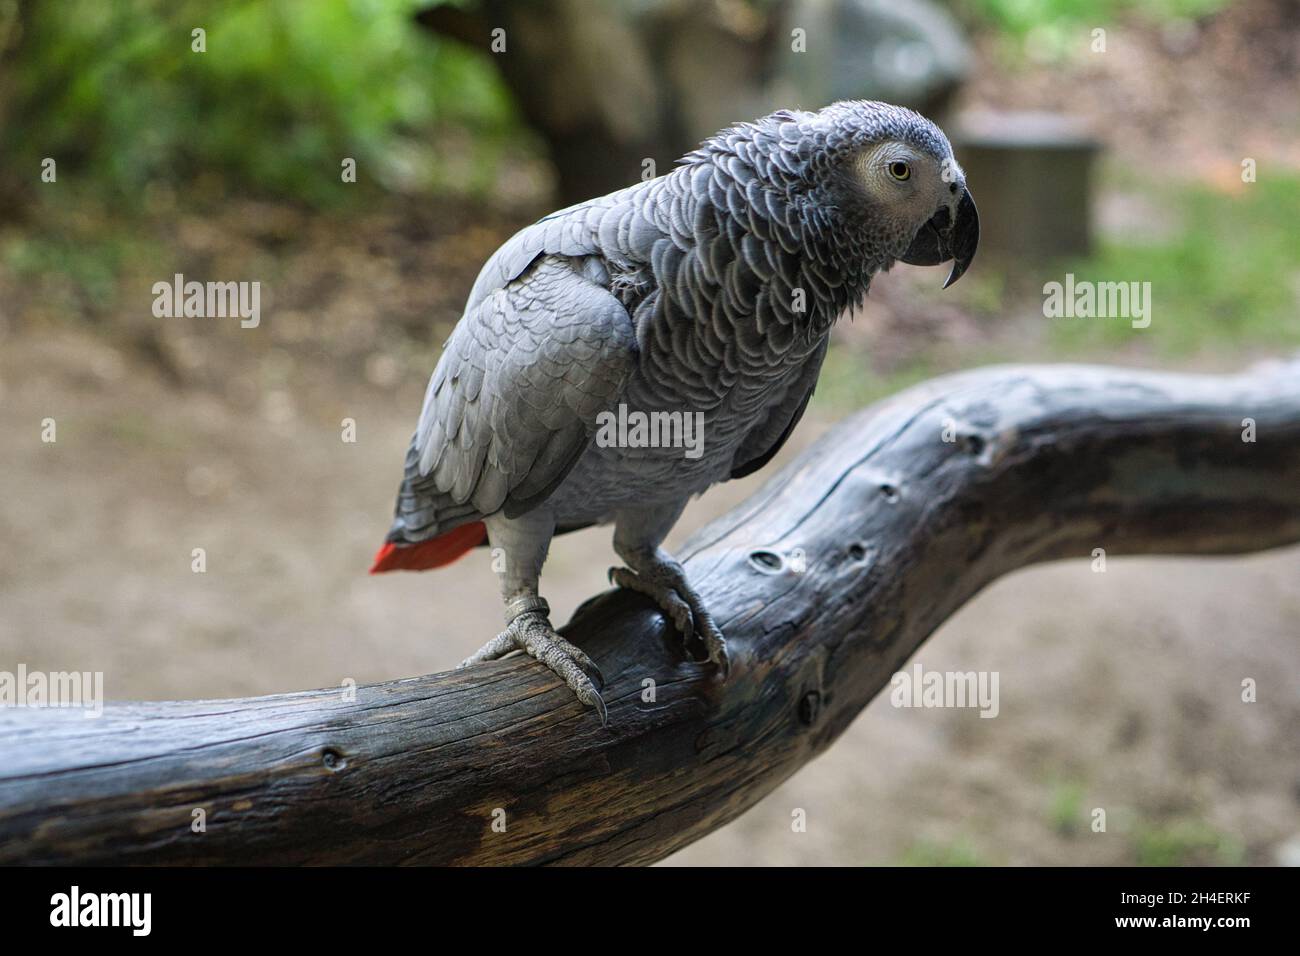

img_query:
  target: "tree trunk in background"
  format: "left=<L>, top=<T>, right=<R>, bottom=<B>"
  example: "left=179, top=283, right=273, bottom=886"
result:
left=0, top=0, right=38, bottom=219
left=418, top=0, right=972, bottom=207
left=419, top=0, right=792, bottom=205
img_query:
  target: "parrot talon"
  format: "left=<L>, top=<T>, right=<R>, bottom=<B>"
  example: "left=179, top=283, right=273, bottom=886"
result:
left=550, top=635, right=604, bottom=687
left=588, top=690, right=609, bottom=728
left=608, top=564, right=729, bottom=674
left=459, top=609, right=607, bottom=722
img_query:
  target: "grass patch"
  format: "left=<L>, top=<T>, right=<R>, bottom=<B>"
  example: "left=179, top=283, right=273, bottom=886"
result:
left=813, top=346, right=940, bottom=413
left=1047, top=174, right=1300, bottom=355
left=897, top=836, right=989, bottom=866
left=1130, top=817, right=1245, bottom=866
left=1046, top=780, right=1089, bottom=836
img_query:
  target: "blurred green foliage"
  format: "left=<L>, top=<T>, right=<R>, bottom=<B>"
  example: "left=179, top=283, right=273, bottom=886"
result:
left=959, top=0, right=1228, bottom=38
left=957, top=0, right=1228, bottom=62
left=0, top=0, right=517, bottom=207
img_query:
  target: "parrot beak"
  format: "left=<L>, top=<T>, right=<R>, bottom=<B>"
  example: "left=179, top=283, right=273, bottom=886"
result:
left=900, top=187, right=980, bottom=288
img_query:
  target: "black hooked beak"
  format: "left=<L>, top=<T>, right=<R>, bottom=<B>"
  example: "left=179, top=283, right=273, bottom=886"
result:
left=899, top=187, right=980, bottom=288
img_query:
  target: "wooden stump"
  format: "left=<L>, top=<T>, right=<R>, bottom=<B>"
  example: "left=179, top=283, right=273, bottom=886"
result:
left=955, top=110, right=1102, bottom=260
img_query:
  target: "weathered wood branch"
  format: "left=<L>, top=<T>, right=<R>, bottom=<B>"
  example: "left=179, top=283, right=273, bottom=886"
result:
left=3, top=358, right=1299, bottom=865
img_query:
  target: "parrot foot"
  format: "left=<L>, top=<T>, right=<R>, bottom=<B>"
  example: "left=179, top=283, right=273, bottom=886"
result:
left=458, top=600, right=608, bottom=726
left=608, top=561, right=729, bottom=675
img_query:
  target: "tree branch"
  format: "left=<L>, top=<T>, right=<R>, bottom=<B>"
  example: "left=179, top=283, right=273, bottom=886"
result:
left=3, top=358, right=1299, bottom=865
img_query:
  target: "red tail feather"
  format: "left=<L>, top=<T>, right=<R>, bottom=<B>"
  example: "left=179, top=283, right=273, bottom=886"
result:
left=369, top=522, right=487, bottom=573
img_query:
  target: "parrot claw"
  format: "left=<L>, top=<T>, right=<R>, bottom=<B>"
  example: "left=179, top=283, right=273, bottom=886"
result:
left=590, top=692, right=609, bottom=728
left=608, top=563, right=729, bottom=674
left=459, top=609, right=608, bottom=724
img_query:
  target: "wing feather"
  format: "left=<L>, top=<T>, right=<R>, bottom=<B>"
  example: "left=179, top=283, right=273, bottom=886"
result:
left=729, top=338, right=828, bottom=480
left=411, top=254, right=637, bottom=522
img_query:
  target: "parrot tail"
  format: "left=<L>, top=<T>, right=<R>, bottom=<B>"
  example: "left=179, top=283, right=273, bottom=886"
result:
left=369, top=522, right=487, bottom=574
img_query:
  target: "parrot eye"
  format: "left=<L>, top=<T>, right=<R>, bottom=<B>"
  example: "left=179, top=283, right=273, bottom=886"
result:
left=887, top=160, right=911, bottom=182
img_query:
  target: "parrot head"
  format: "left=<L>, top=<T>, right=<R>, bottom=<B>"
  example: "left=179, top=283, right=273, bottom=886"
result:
left=756, top=100, right=980, bottom=289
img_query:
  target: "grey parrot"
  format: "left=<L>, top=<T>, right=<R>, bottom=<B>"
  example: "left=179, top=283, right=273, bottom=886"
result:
left=372, top=100, right=978, bottom=723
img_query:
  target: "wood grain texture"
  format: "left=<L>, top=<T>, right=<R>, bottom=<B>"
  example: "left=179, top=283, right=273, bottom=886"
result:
left=3, top=358, right=1299, bottom=865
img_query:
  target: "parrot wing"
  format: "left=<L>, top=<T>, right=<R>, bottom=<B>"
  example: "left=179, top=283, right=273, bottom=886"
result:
left=464, top=184, right=648, bottom=313
left=410, top=253, right=638, bottom=522
left=729, top=337, right=828, bottom=480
